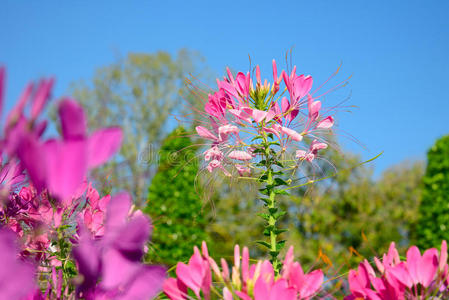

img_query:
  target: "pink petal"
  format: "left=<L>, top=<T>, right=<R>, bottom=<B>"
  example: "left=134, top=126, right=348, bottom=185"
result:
left=31, top=78, right=54, bottom=120
left=58, top=99, right=87, bottom=140
left=101, top=248, right=140, bottom=289
left=16, top=133, right=47, bottom=193
left=163, top=278, right=188, bottom=300
left=270, top=279, right=296, bottom=300
left=387, top=263, right=412, bottom=288
left=195, top=126, right=218, bottom=141
left=317, top=116, right=334, bottom=129
left=419, top=248, right=438, bottom=287
left=120, top=266, right=166, bottom=300
left=252, top=109, right=268, bottom=123
left=281, top=127, right=303, bottom=142
left=228, top=150, right=252, bottom=161
left=176, top=263, right=202, bottom=297
left=44, top=139, right=88, bottom=201
left=223, top=287, right=233, bottom=300
left=406, top=246, right=421, bottom=285
left=293, top=75, right=313, bottom=100
left=310, top=140, right=328, bottom=152
left=88, top=127, right=123, bottom=168
left=254, top=276, right=270, bottom=300
left=105, top=192, right=132, bottom=231
left=298, top=269, right=323, bottom=298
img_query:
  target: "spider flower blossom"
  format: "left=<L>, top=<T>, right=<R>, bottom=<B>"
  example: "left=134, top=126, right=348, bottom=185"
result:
left=346, top=241, right=449, bottom=300
left=163, top=242, right=323, bottom=300
left=192, top=60, right=339, bottom=177
left=73, top=192, right=166, bottom=299
left=0, top=67, right=123, bottom=202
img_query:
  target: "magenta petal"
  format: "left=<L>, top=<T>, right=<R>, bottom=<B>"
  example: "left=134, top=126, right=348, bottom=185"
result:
left=88, top=127, right=123, bottom=168
left=387, top=263, right=412, bottom=288
left=31, top=78, right=54, bottom=120
left=299, top=269, right=323, bottom=298
left=175, top=263, right=202, bottom=297
left=254, top=276, right=270, bottom=300
left=270, top=279, right=296, bottom=300
left=58, top=98, right=87, bottom=140
left=163, top=278, right=188, bottom=300
left=101, top=248, right=140, bottom=290
left=419, top=248, right=438, bottom=287
left=72, top=230, right=101, bottom=288
left=16, top=133, right=47, bottom=193
left=114, top=215, right=150, bottom=261
left=293, top=75, right=313, bottom=100
left=0, top=229, right=36, bottom=300
left=105, top=192, right=132, bottom=232
left=406, top=246, right=421, bottom=285
left=44, top=139, right=88, bottom=201
left=118, top=266, right=166, bottom=300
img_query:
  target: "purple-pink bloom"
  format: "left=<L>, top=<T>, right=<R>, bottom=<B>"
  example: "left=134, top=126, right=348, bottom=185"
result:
left=73, top=192, right=165, bottom=299
left=0, top=228, right=36, bottom=300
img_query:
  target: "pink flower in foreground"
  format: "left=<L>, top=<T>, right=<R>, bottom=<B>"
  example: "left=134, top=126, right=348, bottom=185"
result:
left=346, top=241, right=448, bottom=300
left=0, top=228, right=36, bottom=300
left=0, top=69, right=123, bottom=202
left=73, top=192, right=166, bottom=299
left=164, top=243, right=323, bottom=300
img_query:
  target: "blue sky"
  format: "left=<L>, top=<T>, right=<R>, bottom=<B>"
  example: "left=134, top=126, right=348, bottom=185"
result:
left=1, top=0, right=448, bottom=175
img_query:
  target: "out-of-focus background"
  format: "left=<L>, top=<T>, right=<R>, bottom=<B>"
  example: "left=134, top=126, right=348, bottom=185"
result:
left=2, top=1, right=449, bottom=270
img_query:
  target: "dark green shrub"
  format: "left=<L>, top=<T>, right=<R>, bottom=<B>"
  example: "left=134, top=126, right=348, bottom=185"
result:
left=416, top=135, right=449, bottom=249
left=144, top=127, right=208, bottom=266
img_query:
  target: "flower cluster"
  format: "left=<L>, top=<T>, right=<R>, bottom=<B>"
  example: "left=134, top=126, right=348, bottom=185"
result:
left=0, top=67, right=166, bottom=299
left=346, top=241, right=448, bottom=299
left=194, top=61, right=337, bottom=177
left=164, top=242, right=323, bottom=300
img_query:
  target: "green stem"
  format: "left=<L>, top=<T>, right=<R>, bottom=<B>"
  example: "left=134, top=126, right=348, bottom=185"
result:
left=266, top=166, right=281, bottom=273
left=259, top=133, right=283, bottom=275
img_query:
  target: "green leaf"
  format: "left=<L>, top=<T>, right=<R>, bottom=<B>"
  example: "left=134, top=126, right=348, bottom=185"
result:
left=274, top=211, right=287, bottom=219
left=256, top=241, right=271, bottom=249
left=274, top=228, right=288, bottom=234
left=258, top=213, right=270, bottom=221
left=268, top=207, right=278, bottom=215
left=274, top=177, right=288, bottom=186
left=274, top=189, right=289, bottom=195
left=274, top=161, right=284, bottom=168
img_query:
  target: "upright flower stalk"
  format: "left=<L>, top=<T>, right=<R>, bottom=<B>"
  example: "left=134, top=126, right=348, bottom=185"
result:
left=191, top=60, right=343, bottom=271
left=257, top=129, right=288, bottom=274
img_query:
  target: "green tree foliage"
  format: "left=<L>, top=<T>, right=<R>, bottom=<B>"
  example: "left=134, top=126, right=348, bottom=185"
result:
left=144, top=127, right=209, bottom=266
left=416, top=135, right=449, bottom=249
left=287, top=153, right=423, bottom=269
left=70, top=50, right=207, bottom=203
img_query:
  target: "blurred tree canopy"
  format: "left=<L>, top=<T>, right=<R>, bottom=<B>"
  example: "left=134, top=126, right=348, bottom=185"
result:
left=70, top=49, right=208, bottom=203
left=144, top=127, right=209, bottom=267
left=287, top=151, right=424, bottom=269
left=416, top=134, right=449, bottom=249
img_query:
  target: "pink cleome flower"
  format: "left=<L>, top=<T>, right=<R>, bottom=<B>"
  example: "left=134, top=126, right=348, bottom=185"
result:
left=190, top=60, right=342, bottom=177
